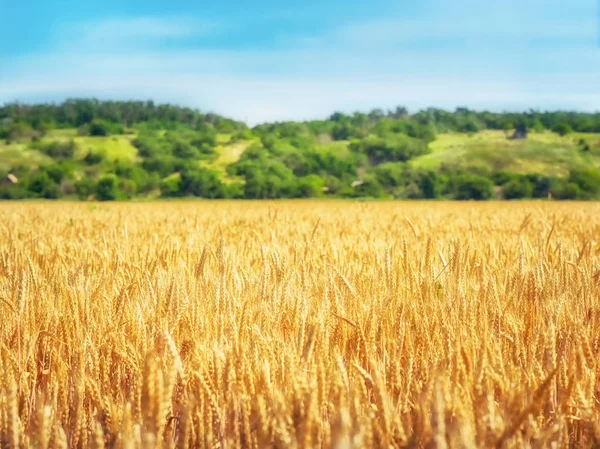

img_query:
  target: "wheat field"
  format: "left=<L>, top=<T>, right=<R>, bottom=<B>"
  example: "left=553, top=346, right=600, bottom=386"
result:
left=1, top=201, right=599, bottom=449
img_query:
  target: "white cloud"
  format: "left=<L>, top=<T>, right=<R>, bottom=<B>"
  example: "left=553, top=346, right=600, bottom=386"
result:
left=57, top=16, right=221, bottom=51
left=1, top=4, right=599, bottom=124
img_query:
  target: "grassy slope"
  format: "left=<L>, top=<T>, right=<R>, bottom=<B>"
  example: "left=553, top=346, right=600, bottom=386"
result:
left=0, top=142, right=51, bottom=171
left=4, top=128, right=600, bottom=181
left=411, top=130, right=600, bottom=176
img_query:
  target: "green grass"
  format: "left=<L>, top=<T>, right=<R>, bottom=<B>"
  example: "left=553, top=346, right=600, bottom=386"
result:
left=200, top=139, right=255, bottom=183
left=73, top=135, right=138, bottom=161
left=0, top=142, right=52, bottom=171
left=412, top=130, right=600, bottom=176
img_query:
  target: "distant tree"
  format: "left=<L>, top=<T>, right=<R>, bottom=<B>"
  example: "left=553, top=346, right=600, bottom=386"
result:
left=552, top=122, right=573, bottom=136
left=460, top=118, right=482, bottom=133
left=89, top=120, right=111, bottom=137
left=531, top=119, right=545, bottom=133
left=74, top=178, right=96, bottom=200
left=331, top=123, right=354, bottom=141
left=568, top=168, right=600, bottom=198
left=96, top=174, right=120, bottom=201
left=552, top=181, right=580, bottom=200
left=419, top=171, right=441, bottom=199
left=37, top=140, right=76, bottom=160
left=27, top=172, right=60, bottom=199
left=503, top=178, right=533, bottom=199
left=296, top=174, right=325, bottom=198
left=453, top=174, right=494, bottom=200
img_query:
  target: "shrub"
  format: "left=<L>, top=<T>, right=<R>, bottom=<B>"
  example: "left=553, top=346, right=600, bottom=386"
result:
left=38, top=140, right=77, bottom=160
left=74, top=178, right=96, bottom=200
left=453, top=174, right=495, bottom=200
left=27, top=172, right=60, bottom=199
left=96, top=174, right=120, bottom=201
left=552, top=122, right=573, bottom=136
left=503, top=178, right=534, bottom=200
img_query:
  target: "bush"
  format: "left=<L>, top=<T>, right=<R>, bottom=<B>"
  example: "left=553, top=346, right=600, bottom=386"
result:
left=74, top=178, right=96, bottom=200
left=89, top=120, right=111, bottom=137
left=503, top=178, right=534, bottom=200
left=452, top=174, right=495, bottom=200
left=179, top=168, right=227, bottom=198
left=84, top=151, right=104, bottom=165
left=296, top=175, right=325, bottom=198
left=419, top=171, right=442, bottom=199
left=568, top=168, right=600, bottom=198
left=160, top=176, right=182, bottom=197
left=0, top=185, right=29, bottom=200
left=351, top=135, right=429, bottom=165
left=552, top=122, right=573, bottom=136
left=27, top=172, right=60, bottom=198
left=44, top=163, right=73, bottom=184
left=552, top=181, right=580, bottom=199
left=37, top=140, right=77, bottom=160
left=96, top=174, right=120, bottom=201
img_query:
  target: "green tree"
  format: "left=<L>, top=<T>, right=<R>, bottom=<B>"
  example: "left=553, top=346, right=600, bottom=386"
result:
left=453, top=174, right=494, bottom=200
left=74, top=178, right=96, bottom=200
left=552, top=122, right=573, bottom=136
left=503, top=178, right=534, bottom=199
left=419, top=171, right=441, bottom=199
left=27, top=172, right=60, bottom=199
left=296, top=175, right=325, bottom=198
left=88, top=120, right=111, bottom=137
left=96, top=174, right=120, bottom=201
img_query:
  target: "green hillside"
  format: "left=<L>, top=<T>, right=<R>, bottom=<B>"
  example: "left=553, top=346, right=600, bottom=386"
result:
left=412, top=130, right=600, bottom=176
left=2, top=99, right=600, bottom=201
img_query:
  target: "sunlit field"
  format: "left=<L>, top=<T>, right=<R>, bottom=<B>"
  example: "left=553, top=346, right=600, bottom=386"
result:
left=1, top=201, right=600, bottom=448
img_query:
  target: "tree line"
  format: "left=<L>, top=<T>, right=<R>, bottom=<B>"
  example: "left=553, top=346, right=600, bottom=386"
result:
left=1, top=99, right=599, bottom=201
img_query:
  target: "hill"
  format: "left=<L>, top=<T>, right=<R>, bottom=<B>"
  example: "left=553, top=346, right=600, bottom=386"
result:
left=2, top=99, right=600, bottom=201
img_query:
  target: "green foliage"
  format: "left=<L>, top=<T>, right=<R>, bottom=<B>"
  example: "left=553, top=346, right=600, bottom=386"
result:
left=0, top=185, right=29, bottom=200
left=419, top=171, right=442, bottom=199
left=568, top=168, right=600, bottom=198
left=160, top=176, right=182, bottom=197
left=350, top=135, right=429, bottom=165
left=553, top=123, right=573, bottom=136
left=450, top=174, right=495, bottom=200
left=36, top=140, right=77, bottom=160
left=74, top=178, right=96, bottom=200
left=3, top=99, right=600, bottom=201
left=552, top=180, right=580, bottom=200
left=296, top=175, right=325, bottom=198
left=89, top=120, right=111, bottom=136
left=96, top=174, right=120, bottom=201
left=178, top=167, right=228, bottom=198
left=503, top=178, right=534, bottom=200
left=26, top=172, right=60, bottom=199
left=83, top=151, right=105, bottom=165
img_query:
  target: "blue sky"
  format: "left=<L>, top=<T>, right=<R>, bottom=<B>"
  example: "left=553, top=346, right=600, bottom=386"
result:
left=0, top=0, right=598, bottom=124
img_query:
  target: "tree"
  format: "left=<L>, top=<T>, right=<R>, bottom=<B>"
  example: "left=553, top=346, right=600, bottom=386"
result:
left=296, top=175, right=325, bottom=198
left=503, top=178, right=533, bottom=199
left=89, top=120, right=111, bottom=137
left=96, top=174, right=120, bottom=201
left=419, top=171, right=442, bottom=199
left=27, top=172, right=60, bottom=199
left=453, top=174, right=494, bottom=200
left=552, top=122, right=573, bottom=136
left=74, top=178, right=96, bottom=200
left=568, top=168, right=600, bottom=198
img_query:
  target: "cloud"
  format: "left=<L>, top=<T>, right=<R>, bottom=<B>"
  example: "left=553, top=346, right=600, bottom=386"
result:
left=291, top=6, right=597, bottom=51
left=1, top=2, right=599, bottom=124
left=58, top=16, right=222, bottom=51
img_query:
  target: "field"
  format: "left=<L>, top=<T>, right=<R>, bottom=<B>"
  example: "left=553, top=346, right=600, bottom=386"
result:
left=1, top=201, right=600, bottom=448
left=411, top=130, right=600, bottom=176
